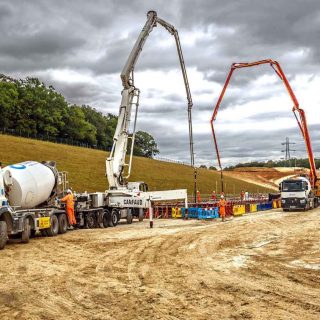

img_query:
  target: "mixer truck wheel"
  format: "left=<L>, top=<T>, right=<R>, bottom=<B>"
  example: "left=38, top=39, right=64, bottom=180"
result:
left=30, top=229, right=37, bottom=238
left=58, top=214, right=68, bottom=234
left=46, top=214, right=59, bottom=237
left=0, top=221, right=8, bottom=250
left=21, top=218, right=30, bottom=243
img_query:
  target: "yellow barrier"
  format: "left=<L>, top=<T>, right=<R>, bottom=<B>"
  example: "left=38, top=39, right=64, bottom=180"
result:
left=272, top=199, right=282, bottom=209
left=172, top=208, right=182, bottom=218
left=250, top=204, right=258, bottom=213
left=233, top=205, right=246, bottom=216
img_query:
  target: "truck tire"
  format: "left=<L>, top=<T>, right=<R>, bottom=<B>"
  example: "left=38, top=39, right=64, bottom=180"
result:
left=0, top=221, right=8, bottom=250
left=127, top=209, right=133, bottom=224
left=102, top=210, right=110, bottom=228
left=109, top=209, right=119, bottom=227
left=30, top=229, right=37, bottom=238
left=58, top=214, right=68, bottom=234
left=46, top=215, right=59, bottom=237
left=138, top=209, right=144, bottom=222
left=86, top=212, right=96, bottom=229
left=21, top=218, right=30, bottom=243
left=41, top=229, right=48, bottom=237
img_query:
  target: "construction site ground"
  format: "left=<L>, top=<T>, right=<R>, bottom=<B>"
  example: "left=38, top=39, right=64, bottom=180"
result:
left=1, top=209, right=320, bottom=320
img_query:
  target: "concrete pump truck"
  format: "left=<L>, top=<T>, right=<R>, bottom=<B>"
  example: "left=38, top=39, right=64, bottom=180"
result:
left=210, top=59, right=320, bottom=211
left=75, top=10, right=196, bottom=227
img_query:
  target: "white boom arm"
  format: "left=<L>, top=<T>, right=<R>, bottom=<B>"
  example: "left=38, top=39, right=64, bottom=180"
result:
left=106, top=10, right=195, bottom=190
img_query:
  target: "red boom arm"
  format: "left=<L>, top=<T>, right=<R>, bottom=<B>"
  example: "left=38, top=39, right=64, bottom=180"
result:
left=210, top=59, right=317, bottom=187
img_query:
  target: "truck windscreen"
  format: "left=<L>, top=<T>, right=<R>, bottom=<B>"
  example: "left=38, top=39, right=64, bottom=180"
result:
left=282, top=181, right=303, bottom=192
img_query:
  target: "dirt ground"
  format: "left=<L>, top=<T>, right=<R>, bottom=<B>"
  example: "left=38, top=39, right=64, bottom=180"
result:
left=0, top=209, right=320, bottom=320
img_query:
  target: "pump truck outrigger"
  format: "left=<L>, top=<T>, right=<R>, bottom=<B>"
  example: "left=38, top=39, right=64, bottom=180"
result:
left=210, top=59, right=320, bottom=211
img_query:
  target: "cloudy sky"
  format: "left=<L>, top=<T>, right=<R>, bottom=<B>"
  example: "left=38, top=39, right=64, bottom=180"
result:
left=1, top=0, right=320, bottom=167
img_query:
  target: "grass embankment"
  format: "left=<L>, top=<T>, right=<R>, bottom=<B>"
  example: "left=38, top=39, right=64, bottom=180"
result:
left=1, top=134, right=271, bottom=195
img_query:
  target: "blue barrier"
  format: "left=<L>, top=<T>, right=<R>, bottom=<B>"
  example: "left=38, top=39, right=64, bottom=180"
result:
left=181, top=202, right=275, bottom=220
left=181, top=207, right=219, bottom=220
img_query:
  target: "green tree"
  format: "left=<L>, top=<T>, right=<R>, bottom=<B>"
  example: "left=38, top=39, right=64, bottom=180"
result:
left=133, top=131, right=159, bottom=158
left=63, top=105, right=97, bottom=145
left=81, top=106, right=118, bottom=149
left=0, top=75, right=18, bottom=128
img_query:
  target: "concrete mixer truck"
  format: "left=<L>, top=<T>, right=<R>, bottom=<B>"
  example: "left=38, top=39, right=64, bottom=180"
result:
left=0, top=160, right=69, bottom=250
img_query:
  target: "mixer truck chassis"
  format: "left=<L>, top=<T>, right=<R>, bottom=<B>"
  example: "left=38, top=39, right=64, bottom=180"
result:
left=0, top=206, right=70, bottom=249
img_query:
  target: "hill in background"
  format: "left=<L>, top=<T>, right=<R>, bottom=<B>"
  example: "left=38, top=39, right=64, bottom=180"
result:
left=1, top=134, right=273, bottom=196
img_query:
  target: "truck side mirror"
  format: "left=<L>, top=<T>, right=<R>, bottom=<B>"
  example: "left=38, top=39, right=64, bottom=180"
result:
left=278, top=184, right=281, bottom=191
left=305, top=185, right=309, bottom=190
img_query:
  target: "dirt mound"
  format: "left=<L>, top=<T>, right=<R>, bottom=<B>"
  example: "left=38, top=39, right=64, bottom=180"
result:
left=224, top=167, right=309, bottom=190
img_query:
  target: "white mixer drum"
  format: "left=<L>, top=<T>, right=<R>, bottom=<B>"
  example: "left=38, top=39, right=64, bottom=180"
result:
left=3, top=161, right=56, bottom=209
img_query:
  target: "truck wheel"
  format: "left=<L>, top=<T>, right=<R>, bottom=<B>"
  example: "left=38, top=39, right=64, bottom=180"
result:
left=0, top=221, right=8, bottom=250
left=103, top=210, right=110, bottom=228
left=30, top=229, right=37, bottom=238
left=127, top=209, right=133, bottom=224
left=138, top=209, right=144, bottom=222
left=109, top=209, right=119, bottom=227
left=86, top=212, right=96, bottom=229
left=46, top=215, right=59, bottom=237
left=58, top=214, right=68, bottom=234
left=21, top=218, right=30, bottom=243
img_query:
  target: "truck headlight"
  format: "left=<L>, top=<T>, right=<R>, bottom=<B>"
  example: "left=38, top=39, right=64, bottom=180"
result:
left=300, top=199, right=306, bottom=204
left=281, top=199, right=285, bottom=203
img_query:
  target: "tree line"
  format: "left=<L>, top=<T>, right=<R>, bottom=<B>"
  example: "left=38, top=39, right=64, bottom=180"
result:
left=0, top=74, right=159, bottom=157
left=224, top=158, right=320, bottom=170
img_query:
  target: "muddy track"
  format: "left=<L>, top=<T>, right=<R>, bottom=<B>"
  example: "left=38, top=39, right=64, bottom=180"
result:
left=0, top=210, right=319, bottom=319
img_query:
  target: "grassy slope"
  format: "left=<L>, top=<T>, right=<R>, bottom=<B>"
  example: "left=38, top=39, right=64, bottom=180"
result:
left=1, top=134, right=271, bottom=194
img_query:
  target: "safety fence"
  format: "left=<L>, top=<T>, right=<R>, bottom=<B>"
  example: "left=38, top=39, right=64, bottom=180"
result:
left=148, top=199, right=282, bottom=220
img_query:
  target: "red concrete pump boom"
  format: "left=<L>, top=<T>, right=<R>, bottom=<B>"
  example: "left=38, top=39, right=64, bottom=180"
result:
left=210, top=59, right=318, bottom=189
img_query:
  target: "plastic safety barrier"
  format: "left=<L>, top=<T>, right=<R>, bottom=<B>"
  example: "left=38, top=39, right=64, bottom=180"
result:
left=181, top=207, right=219, bottom=219
left=172, top=207, right=182, bottom=218
left=233, top=204, right=246, bottom=216
left=250, top=203, right=258, bottom=213
left=272, top=199, right=282, bottom=209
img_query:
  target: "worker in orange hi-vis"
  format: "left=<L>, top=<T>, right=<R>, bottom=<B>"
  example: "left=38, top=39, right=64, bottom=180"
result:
left=60, top=189, right=76, bottom=228
left=197, top=190, right=201, bottom=203
left=218, top=195, right=227, bottom=222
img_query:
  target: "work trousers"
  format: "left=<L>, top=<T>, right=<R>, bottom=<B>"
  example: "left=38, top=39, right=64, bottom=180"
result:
left=67, top=207, right=76, bottom=225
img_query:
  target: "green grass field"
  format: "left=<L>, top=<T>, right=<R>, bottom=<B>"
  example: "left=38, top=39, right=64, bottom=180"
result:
left=1, top=134, right=271, bottom=196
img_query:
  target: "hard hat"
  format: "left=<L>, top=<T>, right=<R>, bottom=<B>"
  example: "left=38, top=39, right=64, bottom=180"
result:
left=67, top=189, right=72, bottom=194
left=221, top=195, right=224, bottom=199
